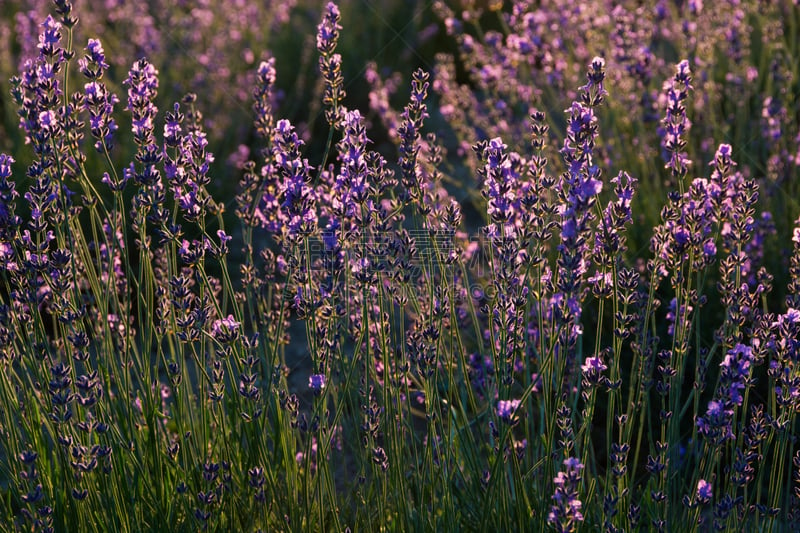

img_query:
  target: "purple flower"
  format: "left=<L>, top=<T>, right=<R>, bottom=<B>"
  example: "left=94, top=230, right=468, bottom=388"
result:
left=496, top=399, right=520, bottom=424
left=781, top=308, right=800, bottom=325
left=317, top=2, right=345, bottom=124
left=80, top=39, right=118, bottom=151
left=552, top=61, right=608, bottom=385
left=0, top=154, right=13, bottom=179
left=761, top=96, right=785, bottom=143
left=216, top=230, right=232, bottom=255
left=372, top=446, right=389, bottom=472
left=164, top=125, right=215, bottom=222
left=78, top=39, right=108, bottom=80
left=269, top=119, right=317, bottom=239
left=38, top=15, right=62, bottom=52
left=296, top=437, right=320, bottom=474
left=650, top=149, right=733, bottom=278
left=333, top=109, right=370, bottom=217
left=397, top=69, right=430, bottom=201
left=548, top=457, right=585, bottom=531
left=696, top=479, right=713, bottom=504
left=579, top=56, right=607, bottom=107
left=702, top=239, right=716, bottom=259
left=581, top=355, right=607, bottom=387
left=666, top=298, right=693, bottom=336
left=308, top=374, right=326, bottom=394
left=718, top=343, right=753, bottom=406
left=594, top=171, right=637, bottom=268
left=253, top=58, right=277, bottom=140
left=86, top=39, right=107, bottom=66
left=0, top=162, right=17, bottom=222
left=660, top=60, right=692, bottom=179
left=480, top=136, right=523, bottom=237
left=696, top=400, right=734, bottom=444
left=38, top=110, right=57, bottom=132
left=124, top=59, right=159, bottom=150
left=212, top=315, right=240, bottom=344
left=316, top=2, right=341, bottom=54
left=163, top=102, right=183, bottom=148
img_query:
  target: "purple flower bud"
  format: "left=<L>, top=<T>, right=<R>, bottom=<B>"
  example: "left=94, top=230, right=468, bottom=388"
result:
left=212, top=315, right=240, bottom=344
left=38, top=110, right=57, bottom=131
left=660, top=60, right=692, bottom=178
left=549, top=458, right=585, bottom=528
left=316, top=2, right=342, bottom=54
left=79, top=38, right=109, bottom=80
left=86, top=39, right=106, bottom=66
left=308, top=374, right=326, bottom=394
left=794, top=224, right=800, bottom=245
left=696, top=400, right=734, bottom=444
left=317, top=2, right=345, bottom=124
left=38, top=16, right=62, bottom=50
left=19, top=450, right=38, bottom=465
left=581, top=355, right=607, bottom=386
left=702, top=239, right=716, bottom=258
left=496, top=399, right=520, bottom=424
left=124, top=59, right=159, bottom=150
left=696, top=479, right=712, bottom=503
left=0, top=154, right=14, bottom=179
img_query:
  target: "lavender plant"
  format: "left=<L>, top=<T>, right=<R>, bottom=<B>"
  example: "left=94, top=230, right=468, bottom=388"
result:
left=1, top=1, right=800, bottom=532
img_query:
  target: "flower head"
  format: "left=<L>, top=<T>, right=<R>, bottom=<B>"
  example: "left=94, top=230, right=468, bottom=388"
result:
left=696, top=479, right=713, bottom=504
left=496, top=399, right=520, bottom=424
left=317, top=2, right=345, bottom=124
left=581, top=355, right=607, bottom=387
left=316, top=2, right=342, bottom=54
left=38, top=15, right=62, bottom=53
left=212, top=315, right=240, bottom=344
left=548, top=457, right=585, bottom=530
left=124, top=59, right=159, bottom=149
left=308, top=374, right=326, bottom=394
left=78, top=39, right=109, bottom=80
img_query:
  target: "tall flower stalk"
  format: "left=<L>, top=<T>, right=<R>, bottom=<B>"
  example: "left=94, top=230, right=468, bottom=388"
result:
left=2, top=1, right=800, bottom=531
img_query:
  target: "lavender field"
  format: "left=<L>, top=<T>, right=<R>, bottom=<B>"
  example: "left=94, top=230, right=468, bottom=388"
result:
left=2, top=0, right=800, bottom=531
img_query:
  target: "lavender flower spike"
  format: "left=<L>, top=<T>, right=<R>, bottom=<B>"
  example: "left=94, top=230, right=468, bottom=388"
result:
left=660, top=60, right=692, bottom=180
left=317, top=2, right=345, bottom=124
left=80, top=38, right=119, bottom=152
left=317, top=2, right=341, bottom=55
left=549, top=457, right=585, bottom=532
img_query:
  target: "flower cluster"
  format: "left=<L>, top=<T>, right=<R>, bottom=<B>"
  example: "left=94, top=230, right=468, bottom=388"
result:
left=317, top=2, right=344, bottom=125
left=2, top=1, right=800, bottom=531
left=272, top=119, right=317, bottom=240
left=696, top=343, right=755, bottom=445
left=496, top=398, right=520, bottom=425
left=548, top=458, right=585, bottom=532
left=78, top=39, right=118, bottom=152
left=397, top=69, right=430, bottom=201
left=659, top=60, right=692, bottom=181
